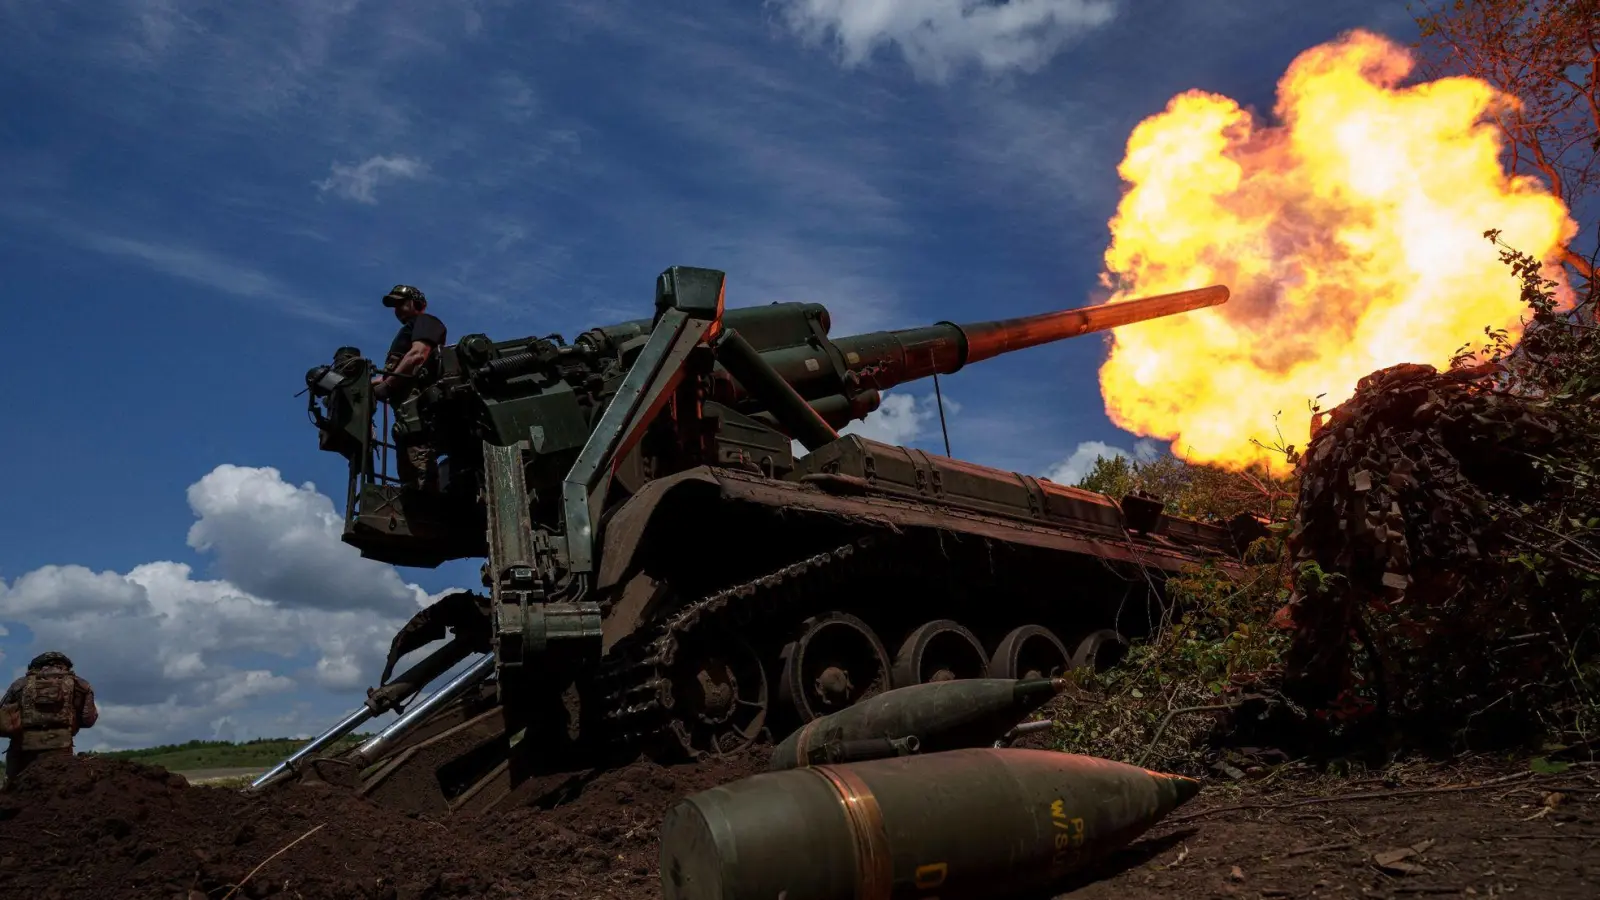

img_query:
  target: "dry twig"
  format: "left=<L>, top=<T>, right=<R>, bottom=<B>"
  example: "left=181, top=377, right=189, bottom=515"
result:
left=220, top=822, right=327, bottom=900
left=1136, top=703, right=1238, bottom=767
left=1165, top=771, right=1536, bottom=824
left=1285, top=841, right=1354, bottom=857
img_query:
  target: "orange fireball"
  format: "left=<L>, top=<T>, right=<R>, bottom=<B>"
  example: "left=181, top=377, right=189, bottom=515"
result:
left=1096, top=29, right=1578, bottom=471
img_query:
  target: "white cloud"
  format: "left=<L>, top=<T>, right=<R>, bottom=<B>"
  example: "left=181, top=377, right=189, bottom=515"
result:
left=567, top=16, right=927, bottom=337
left=776, top=0, right=1119, bottom=81
left=315, top=154, right=427, bottom=204
left=495, top=72, right=540, bottom=122
left=1042, top=437, right=1158, bottom=485
left=183, top=465, right=429, bottom=616
left=0, top=206, right=351, bottom=327
left=791, top=390, right=960, bottom=456
left=955, top=92, right=1122, bottom=214
left=846, top=392, right=938, bottom=444
left=0, top=465, right=467, bottom=750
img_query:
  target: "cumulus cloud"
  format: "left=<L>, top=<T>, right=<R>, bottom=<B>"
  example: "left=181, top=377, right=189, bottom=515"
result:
left=0, top=465, right=466, bottom=750
left=844, top=392, right=948, bottom=444
left=184, top=465, right=428, bottom=616
left=1043, top=437, right=1159, bottom=486
left=315, top=154, right=427, bottom=204
left=791, top=390, right=959, bottom=457
left=776, top=0, right=1118, bottom=80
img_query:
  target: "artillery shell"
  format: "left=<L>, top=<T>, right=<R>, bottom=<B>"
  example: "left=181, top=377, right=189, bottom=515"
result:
left=660, top=746, right=1200, bottom=900
left=769, top=677, right=1066, bottom=771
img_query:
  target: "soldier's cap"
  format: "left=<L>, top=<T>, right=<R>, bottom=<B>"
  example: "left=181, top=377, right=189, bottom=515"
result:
left=28, top=651, right=72, bottom=671
left=382, top=284, right=426, bottom=308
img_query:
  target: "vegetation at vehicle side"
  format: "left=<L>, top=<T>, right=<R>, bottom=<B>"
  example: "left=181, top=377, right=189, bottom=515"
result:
left=1040, top=0, right=1600, bottom=779
left=1047, top=235, right=1599, bottom=776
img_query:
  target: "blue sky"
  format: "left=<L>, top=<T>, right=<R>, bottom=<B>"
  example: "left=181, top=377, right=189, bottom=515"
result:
left=0, top=0, right=1422, bottom=748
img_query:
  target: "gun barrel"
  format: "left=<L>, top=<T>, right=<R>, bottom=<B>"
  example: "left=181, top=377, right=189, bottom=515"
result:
left=960, top=284, right=1229, bottom=365
left=828, top=284, right=1228, bottom=396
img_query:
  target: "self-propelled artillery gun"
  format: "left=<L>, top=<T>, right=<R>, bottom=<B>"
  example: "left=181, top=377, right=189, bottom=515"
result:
left=256, top=266, right=1255, bottom=816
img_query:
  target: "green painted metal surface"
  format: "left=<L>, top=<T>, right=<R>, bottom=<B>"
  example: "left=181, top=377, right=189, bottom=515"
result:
left=768, top=678, right=1066, bottom=771
left=660, top=747, right=1201, bottom=900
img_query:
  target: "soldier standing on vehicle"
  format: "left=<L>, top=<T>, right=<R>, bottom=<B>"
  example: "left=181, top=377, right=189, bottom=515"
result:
left=0, top=651, right=99, bottom=788
left=373, top=284, right=448, bottom=491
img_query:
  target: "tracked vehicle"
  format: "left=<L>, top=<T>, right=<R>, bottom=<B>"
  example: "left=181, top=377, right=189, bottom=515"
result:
left=258, top=266, right=1254, bottom=815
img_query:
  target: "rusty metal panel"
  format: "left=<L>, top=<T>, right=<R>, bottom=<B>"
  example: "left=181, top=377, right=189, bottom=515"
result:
left=792, top=436, right=1235, bottom=557
left=926, top=452, right=1088, bottom=529
left=711, top=469, right=1223, bottom=571
left=591, top=448, right=1239, bottom=599
left=594, top=469, right=721, bottom=592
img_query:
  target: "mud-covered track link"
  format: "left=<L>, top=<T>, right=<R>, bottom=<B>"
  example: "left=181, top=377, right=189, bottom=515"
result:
left=284, top=528, right=1177, bottom=819
left=592, top=527, right=1165, bottom=761
left=594, top=539, right=885, bottom=758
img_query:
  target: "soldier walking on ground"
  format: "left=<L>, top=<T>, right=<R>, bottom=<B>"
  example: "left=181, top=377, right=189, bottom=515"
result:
left=373, top=284, right=448, bottom=492
left=0, top=651, right=99, bottom=789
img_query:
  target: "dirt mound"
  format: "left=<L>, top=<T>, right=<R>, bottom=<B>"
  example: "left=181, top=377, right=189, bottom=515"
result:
left=3, top=748, right=1597, bottom=899
left=0, top=754, right=472, bottom=899
left=0, top=748, right=767, bottom=900
left=485, top=747, right=768, bottom=898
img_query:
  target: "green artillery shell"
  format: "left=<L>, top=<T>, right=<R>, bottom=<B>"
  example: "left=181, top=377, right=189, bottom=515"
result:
left=660, top=746, right=1200, bottom=900
left=768, top=677, right=1066, bottom=771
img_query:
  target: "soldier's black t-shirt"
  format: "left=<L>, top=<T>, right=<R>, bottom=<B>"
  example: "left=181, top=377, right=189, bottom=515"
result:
left=388, top=312, right=448, bottom=386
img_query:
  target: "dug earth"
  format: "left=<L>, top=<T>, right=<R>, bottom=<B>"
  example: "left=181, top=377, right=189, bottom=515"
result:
left=0, top=748, right=1594, bottom=900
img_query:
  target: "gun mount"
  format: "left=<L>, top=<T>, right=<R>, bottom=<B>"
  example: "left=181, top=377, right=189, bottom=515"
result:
left=265, top=268, right=1242, bottom=814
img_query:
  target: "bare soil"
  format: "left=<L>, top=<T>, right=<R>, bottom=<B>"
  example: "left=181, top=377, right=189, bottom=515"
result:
left=0, top=748, right=1593, bottom=899
left=1059, top=766, right=1600, bottom=899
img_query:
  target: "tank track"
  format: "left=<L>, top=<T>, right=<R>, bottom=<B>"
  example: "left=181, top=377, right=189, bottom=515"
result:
left=594, top=534, right=896, bottom=757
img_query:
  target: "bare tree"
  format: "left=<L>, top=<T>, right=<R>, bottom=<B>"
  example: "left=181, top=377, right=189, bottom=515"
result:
left=1412, top=0, right=1598, bottom=294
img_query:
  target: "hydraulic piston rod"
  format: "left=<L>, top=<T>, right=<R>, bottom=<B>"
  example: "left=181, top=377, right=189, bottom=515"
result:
left=350, top=653, right=497, bottom=766
left=249, top=705, right=376, bottom=791
left=248, top=636, right=476, bottom=791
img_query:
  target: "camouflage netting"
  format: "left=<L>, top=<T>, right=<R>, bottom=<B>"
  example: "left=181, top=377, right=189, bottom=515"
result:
left=1276, top=357, right=1600, bottom=748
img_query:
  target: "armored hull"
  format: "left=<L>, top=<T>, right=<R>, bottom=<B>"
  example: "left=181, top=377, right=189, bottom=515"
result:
left=262, top=268, right=1250, bottom=815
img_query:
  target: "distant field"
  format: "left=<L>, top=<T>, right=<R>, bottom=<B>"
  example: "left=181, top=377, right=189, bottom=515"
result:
left=89, top=735, right=373, bottom=771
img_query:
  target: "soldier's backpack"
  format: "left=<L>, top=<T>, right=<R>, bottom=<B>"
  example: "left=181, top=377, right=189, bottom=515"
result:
left=18, top=669, right=78, bottom=750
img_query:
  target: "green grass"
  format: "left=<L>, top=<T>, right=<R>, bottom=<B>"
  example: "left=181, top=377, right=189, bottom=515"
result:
left=89, top=734, right=373, bottom=772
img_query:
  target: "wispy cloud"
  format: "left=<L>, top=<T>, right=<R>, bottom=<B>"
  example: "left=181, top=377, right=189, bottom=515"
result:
left=2, top=205, right=348, bottom=326
left=81, top=232, right=349, bottom=326
left=776, top=0, right=1120, bottom=81
left=315, top=154, right=427, bottom=204
left=952, top=91, right=1124, bottom=215
left=541, top=3, right=936, bottom=333
left=426, top=216, right=576, bottom=321
left=494, top=72, right=540, bottom=122
left=5, top=2, right=465, bottom=153
left=0, top=2, right=592, bottom=325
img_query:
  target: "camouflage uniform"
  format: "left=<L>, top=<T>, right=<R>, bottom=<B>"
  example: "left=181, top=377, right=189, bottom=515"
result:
left=0, top=652, right=98, bottom=788
left=381, top=284, right=447, bottom=492
left=385, top=361, right=439, bottom=491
